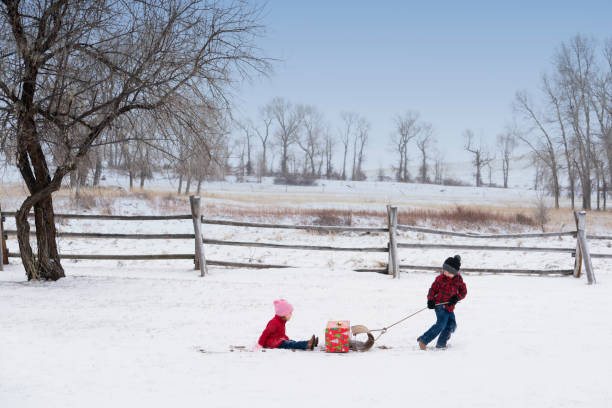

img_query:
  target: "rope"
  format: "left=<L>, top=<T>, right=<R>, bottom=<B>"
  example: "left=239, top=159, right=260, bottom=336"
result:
left=369, top=302, right=450, bottom=341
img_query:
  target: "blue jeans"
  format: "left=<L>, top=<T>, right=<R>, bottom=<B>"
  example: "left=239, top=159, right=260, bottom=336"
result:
left=278, top=340, right=309, bottom=350
left=419, top=305, right=457, bottom=348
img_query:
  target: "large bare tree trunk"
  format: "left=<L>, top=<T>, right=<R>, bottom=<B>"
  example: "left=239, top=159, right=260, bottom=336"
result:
left=15, top=129, right=65, bottom=280
left=16, top=195, right=64, bottom=281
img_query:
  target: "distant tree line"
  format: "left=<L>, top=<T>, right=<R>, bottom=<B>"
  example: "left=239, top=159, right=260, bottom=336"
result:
left=234, top=98, right=370, bottom=184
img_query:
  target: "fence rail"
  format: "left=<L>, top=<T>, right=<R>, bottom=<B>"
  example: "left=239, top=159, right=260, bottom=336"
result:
left=355, top=266, right=574, bottom=275
left=2, top=210, right=611, bottom=240
left=0, top=211, right=386, bottom=233
left=201, top=218, right=388, bottom=233
left=5, top=230, right=194, bottom=239
left=0, top=205, right=607, bottom=282
left=1, top=211, right=192, bottom=221
left=397, top=242, right=576, bottom=253
left=397, top=224, right=577, bottom=239
left=6, top=252, right=289, bottom=269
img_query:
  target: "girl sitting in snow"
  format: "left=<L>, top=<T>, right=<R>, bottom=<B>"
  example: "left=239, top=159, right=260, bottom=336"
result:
left=417, top=255, right=467, bottom=350
left=255, top=299, right=318, bottom=351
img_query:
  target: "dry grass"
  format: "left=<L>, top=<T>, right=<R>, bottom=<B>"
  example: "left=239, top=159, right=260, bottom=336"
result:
left=2, top=183, right=610, bottom=232
left=191, top=204, right=539, bottom=231
left=398, top=206, right=537, bottom=230
left=67, top=187, right=129, bottom=212
left=311, top=210, right=352, bottom=227
left=159, top=193, right=189, bottom=213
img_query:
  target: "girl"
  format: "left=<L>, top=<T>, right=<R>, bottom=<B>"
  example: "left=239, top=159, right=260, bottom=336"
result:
left=255, top=299, right=318, bottom=350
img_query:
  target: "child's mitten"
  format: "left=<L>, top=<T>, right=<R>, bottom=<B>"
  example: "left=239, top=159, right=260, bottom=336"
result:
left=448, top=295, right=459, bottom=305
left=427, top=299, right=435, bottom=309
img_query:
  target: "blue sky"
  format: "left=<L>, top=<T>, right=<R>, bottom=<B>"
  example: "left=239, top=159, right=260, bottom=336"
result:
left=234, top=0, right=612, bottom=172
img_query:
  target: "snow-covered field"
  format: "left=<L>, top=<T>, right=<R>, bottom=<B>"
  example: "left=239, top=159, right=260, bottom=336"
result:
left=1, top=262, right=611, bottom=408
left=1, top=168, right=611, bottom=407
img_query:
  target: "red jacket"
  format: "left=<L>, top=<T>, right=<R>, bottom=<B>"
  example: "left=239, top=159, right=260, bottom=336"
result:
left=258, top=315, right=290, bottom=348
left=427, top=273, right=467, bottom=312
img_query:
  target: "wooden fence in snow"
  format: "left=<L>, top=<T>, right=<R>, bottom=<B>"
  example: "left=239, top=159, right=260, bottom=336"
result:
left=0, top=199, right=606, bottom=284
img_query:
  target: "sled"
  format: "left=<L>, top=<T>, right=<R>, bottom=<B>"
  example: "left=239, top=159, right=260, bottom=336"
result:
left=349, top=325, right=375, bottom=352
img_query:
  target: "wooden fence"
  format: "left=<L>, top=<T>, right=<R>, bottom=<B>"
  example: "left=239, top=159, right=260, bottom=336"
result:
left=0, top=200, right=606, bottom=284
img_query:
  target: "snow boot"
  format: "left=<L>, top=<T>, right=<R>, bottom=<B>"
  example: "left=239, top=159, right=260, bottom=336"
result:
left=417, top=337, right=427, bottom=350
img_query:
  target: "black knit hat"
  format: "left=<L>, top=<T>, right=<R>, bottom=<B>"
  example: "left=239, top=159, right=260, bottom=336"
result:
left=443, top=255, right=461, bottom=275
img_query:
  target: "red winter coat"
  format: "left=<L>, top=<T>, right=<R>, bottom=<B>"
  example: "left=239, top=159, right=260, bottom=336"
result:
left=258, top=315, right=290, bottom=348
left=427, top=273, right=467, bottom=312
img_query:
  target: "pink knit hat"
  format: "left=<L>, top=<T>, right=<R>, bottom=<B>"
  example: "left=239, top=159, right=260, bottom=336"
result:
left=273, top=299, right=293, bottom=316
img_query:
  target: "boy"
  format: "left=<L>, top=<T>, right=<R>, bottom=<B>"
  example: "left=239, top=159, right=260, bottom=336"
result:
left=417, top=255, right=467, bottom=350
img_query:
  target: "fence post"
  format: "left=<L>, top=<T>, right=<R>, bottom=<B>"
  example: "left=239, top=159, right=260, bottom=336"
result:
left=190, top=196, right=207, bottom=277
left=0, top=203, right=7, bottom=270
left=573, top=212, right=582, bottom=278
left=575, top=211, right=595, bottom=284
left=387, top=205, right=399, bottom=279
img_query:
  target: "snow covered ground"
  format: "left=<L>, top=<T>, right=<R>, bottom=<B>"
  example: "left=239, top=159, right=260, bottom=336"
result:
left=1, top=205, right=611, bottom=407
left=1, top=167, right=611, bottom=407
left=1, top=261, right=610, bottom=408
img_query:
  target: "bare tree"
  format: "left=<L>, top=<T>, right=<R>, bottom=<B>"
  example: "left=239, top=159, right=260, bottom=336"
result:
left=433, top=148, right=445, bottom=185
left=172, top=105, right=229, bottom=192
left=497, top=126, right=517, bottom=188
left=339, top=111, right=358, bottom=180
left=514, top=91, right=561, bottom=208
left=236, top=121, right=254, bottom=177
left=323, top=127, right=335, bottom=179
left=464, top=129, right=493, bottom=188
left=416, top=123, right=433, bottom=183
left=0, top=0, right=269, bottom=280
left=391, top=111, right=420, bottom=182
left=555, top=35, right=597, bottom=210
left=297, top=105, right=323, bottom=176
left=593, top=154, right=607, bottom=210
left=591, top=40, right=612, bottom=194
left=542, top=75, right=576, bottom=208
left=254, top=104, right=274, bottom=178
left=353, top=116, right=369, bottom=181
left=270, top=98, right=303, bottom=177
